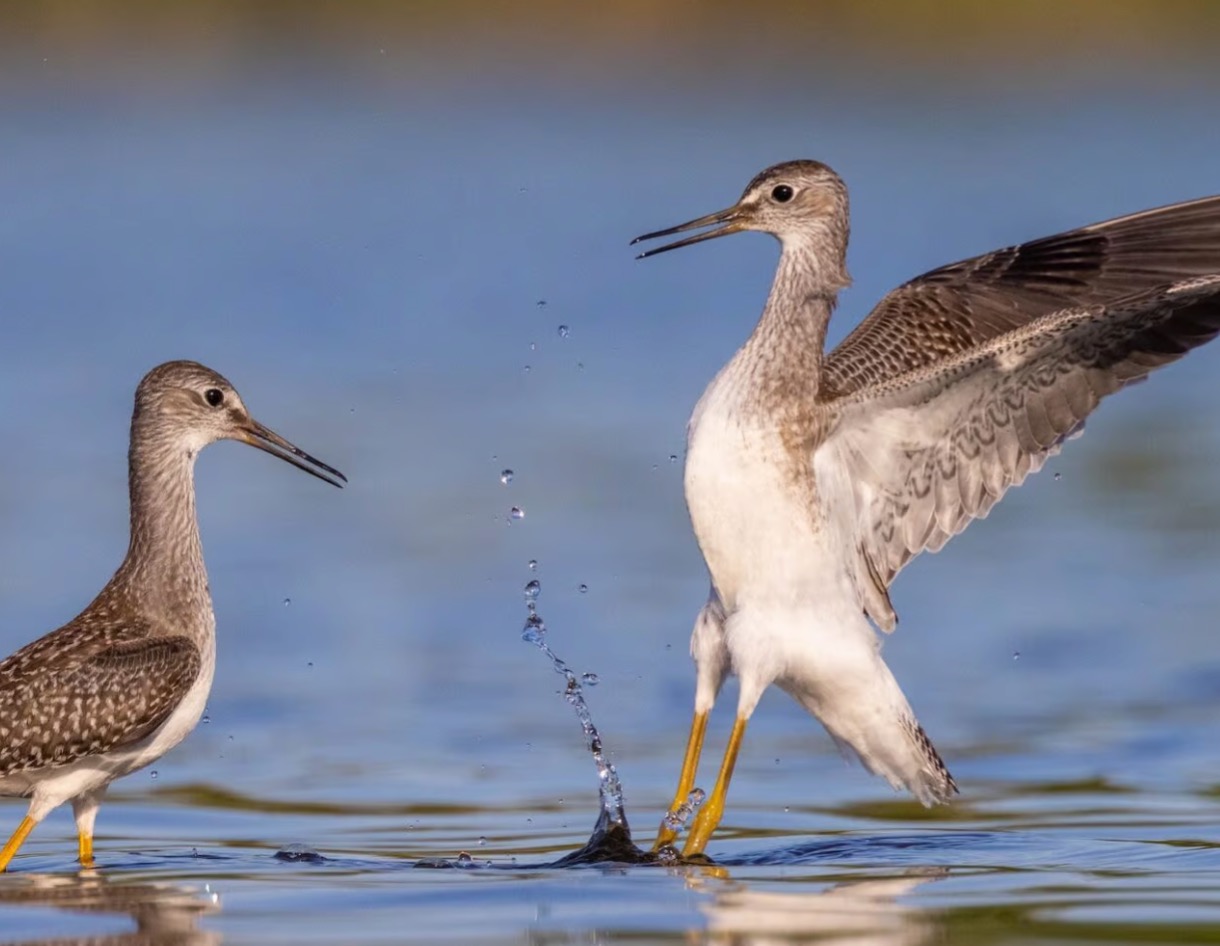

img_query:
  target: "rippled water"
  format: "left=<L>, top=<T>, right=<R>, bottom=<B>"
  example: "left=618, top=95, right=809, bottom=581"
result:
left=2, top=18, right=1220, bottom=945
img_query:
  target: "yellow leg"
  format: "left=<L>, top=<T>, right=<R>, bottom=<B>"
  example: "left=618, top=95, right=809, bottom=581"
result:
left=78, top=831, right=94, bottom=868
left=0, top=816, right=38, bottom=872
left=653, top=709, right=709, bottom=850
left=682, top=715, right=748, bottom=857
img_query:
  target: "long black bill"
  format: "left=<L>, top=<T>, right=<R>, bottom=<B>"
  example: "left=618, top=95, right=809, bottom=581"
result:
left=243, top=420, right=347, bottom=488
left=631, top=206, right=743, bottom=259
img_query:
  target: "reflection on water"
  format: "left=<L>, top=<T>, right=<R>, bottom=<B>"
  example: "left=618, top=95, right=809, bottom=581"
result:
left=702, top=873, right=943, bottom=946
left=0, top=874, right=219, bottom=946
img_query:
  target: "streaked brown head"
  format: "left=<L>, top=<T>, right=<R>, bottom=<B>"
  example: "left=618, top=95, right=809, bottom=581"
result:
left=134, top=360, right=346, bottom=487
left=633, top=160, right=849, bottom=258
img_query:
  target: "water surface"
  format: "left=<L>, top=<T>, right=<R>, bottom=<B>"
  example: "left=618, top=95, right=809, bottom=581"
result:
left=1, top=11, right=1219, bottom=944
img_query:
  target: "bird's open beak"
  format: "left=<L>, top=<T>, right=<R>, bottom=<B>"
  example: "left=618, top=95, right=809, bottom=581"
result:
left=240, top=420, right=347, bottom=488
left=631, top=205, right=745, bottom=259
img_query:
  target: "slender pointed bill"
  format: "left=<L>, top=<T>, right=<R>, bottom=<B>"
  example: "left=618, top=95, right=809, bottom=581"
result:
left=631, top=206, right=745, bottom=259
left=241, top=420, right=347, bottom=488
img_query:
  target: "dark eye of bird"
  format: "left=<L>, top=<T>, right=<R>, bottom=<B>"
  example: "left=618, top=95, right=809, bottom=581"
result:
left=204, top=388, right=224, bottom=408
left=771, top=184, right=794, bottom=203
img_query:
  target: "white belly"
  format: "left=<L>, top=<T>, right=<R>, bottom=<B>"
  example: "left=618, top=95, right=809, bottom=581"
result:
left=683, top=381, right=880, bottom=707
left=685, top=398, right=837, bottom=611
left=680, top=366, right=955, bottom=804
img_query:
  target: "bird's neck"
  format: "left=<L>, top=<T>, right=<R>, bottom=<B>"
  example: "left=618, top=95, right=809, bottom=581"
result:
left=109, top=423, right=211, bottom=631
left=739, top=239, right=850, bottom=405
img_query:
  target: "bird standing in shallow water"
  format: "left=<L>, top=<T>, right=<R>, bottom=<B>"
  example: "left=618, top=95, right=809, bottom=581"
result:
left=0, top=360, right=345, bottom=870
left=633, top=160, right=1220, bottom=857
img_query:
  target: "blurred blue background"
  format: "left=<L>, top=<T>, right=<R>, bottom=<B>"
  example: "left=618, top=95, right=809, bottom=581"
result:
left=1, top=3, right=1219, bottom=943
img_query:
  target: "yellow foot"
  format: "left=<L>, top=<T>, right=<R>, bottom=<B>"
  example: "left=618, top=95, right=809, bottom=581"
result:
left=78, top=832, right=94, bottom=869
left=652, top=709, right=710, bottom=852
left=0, top=816, right=38, bottom=872
left=680, top=714, right=748, bottom=858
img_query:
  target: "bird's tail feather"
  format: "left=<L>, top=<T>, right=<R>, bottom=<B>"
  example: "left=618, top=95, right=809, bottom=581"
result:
left=786, top=658, right=957, bottom=806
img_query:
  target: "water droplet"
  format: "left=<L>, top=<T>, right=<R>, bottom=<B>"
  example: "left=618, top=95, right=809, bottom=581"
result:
left=668, top=454, right=678, bottom=463
left=202, top=714, right=210, bottom=725
left=1012, top=651, right=1021, bottom=660
left=576, top=362, right=584, bottom=370
left=523, top=365, right=531, bottom=373
left=581, top=672, right=600, bottom=686
left=536, top=299, right=547, bottom=307
left=477, top=836, right=487, bottom=847
left=150, top=770, right=158, bottom=780
left=527, top=559, right=538, bottom=571
left=456, top=851, right=473, bottom=865
left=524, top=579, right=541, bottom=600
left=1054, top=472, right=1061, bottom=481
left=783, top=806, right=790, bottom=813
left=557, top=324, right=570, bottom=338
left=522, top=612, right=546, bottom=640
left=510, top=506, right=525, bottom=521
left=662, top=786, right=706, bottom=831
left=307, top=661, right=314, bottom=668
left=282, top=597, right=291, bottom=607
left=577, top=583, right=589, bottom=595
left=500, top=469, right=514, bottom=485
left=529, top=341, right=537, bottom=351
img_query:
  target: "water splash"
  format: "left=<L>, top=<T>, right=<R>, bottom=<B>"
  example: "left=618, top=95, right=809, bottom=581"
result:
left=520, top=578, right=627, bottom=830
left=274, top=843, right=326, bottom=863
left=662, top=788, right=705, bottom=833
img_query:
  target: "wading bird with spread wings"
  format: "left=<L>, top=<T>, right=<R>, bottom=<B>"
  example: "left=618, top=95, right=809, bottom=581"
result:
left=634, top=161, right=1220, bottom=856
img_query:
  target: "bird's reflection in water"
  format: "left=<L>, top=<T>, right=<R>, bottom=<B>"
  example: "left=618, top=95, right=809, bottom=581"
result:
left=0, top=872, right=219, bottom=946
left=699, top=871, right=943, bottom=946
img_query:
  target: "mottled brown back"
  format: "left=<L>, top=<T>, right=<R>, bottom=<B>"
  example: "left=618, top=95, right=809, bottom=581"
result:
left=0, top=620, right=201, bottom=778
left=822, top=195, right=1220, bottom=398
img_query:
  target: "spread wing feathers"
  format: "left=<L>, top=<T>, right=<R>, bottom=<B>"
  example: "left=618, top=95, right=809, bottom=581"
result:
left=0, top=625, right=201, bottom=777
left=822, top=195, right=1220, bottom=399
left=814, top=276, right=1220, bottom=632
